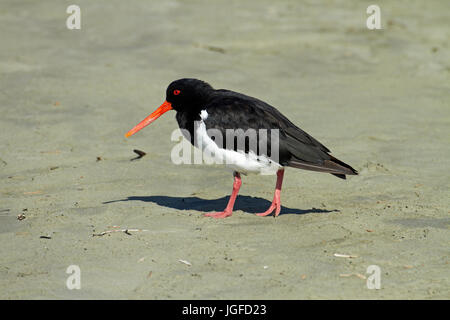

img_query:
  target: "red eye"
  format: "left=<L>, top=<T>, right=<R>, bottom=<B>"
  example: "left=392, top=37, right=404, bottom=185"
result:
left=173, top=90, right=181, bottom=95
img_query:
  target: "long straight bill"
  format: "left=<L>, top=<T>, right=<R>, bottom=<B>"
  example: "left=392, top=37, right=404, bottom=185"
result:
left=125, top=101, right=172, bottom=138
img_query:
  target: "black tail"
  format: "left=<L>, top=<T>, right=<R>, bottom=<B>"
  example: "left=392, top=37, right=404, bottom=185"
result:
left=287, top=154, right=358, bottom=179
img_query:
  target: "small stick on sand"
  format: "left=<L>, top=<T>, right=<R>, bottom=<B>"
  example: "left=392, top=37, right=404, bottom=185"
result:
left=92, top=228, right=148, bottom=237
left=178, top=259, right=192, bottom=266
left=334, top=253, right=358, bottom=258
left=339, top=273, right=352, bottom=277
left=339, top=273, right=366, bottom=280
left=24, top=190, right=43, bottom=195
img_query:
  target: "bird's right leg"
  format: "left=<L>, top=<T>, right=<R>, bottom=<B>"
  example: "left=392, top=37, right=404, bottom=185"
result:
left=205, top=172, right=241, bottom=219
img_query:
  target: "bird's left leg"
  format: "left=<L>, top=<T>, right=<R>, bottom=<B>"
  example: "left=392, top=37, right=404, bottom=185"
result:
left=256, top=168, right=284, bottom=217
left=205, top=171, right=241, bottom=218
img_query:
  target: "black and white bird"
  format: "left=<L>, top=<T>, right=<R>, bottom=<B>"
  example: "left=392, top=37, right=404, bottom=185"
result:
left=125, top=78, right=357, bottom=218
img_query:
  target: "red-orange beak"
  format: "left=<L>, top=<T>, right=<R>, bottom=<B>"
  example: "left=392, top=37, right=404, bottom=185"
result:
left=125, top=101, right=172, bottom=138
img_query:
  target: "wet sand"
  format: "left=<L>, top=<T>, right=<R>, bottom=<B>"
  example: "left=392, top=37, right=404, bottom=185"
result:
left=0, top=0, right=449, bottom=299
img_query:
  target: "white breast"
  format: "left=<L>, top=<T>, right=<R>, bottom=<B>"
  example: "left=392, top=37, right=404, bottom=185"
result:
left=194, top=110, right=281, bottom=175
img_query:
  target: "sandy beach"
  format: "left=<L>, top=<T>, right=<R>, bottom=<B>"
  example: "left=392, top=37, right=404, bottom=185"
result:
left=0, top=0, right=449, bottom=299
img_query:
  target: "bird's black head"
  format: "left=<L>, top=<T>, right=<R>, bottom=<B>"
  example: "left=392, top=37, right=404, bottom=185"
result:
left=125, top=78, right=214, bottom=138
left=166, top=78, right=214, bottom=112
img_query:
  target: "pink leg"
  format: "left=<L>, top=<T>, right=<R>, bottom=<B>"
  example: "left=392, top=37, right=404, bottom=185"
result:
left=205, top=172, right=241, bottom=218
left=256, top=169, right=284, bottom=217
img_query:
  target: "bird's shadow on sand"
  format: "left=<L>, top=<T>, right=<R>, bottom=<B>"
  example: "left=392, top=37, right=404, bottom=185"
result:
left=104, top=195, right=338, bottom=216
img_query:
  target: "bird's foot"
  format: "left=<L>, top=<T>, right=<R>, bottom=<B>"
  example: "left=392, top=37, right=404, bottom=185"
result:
left=255, top=201, right=281, bottom=217
left=204, top=210, right=233, bottom=219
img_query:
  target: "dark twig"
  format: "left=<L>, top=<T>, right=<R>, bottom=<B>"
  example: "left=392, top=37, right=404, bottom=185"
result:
left=131, top=149, right=147, bottom=161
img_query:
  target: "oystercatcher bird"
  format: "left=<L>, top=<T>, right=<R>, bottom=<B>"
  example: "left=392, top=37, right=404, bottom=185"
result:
left=125, top=79, right=357, bottom=218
